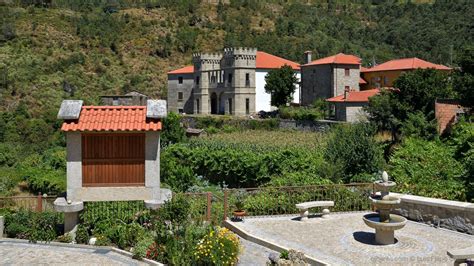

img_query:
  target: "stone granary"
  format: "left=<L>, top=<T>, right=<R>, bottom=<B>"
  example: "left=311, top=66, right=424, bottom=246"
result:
left=167, top=47, right=301, bottom=115
left=54, top=100, right=171, bottom=235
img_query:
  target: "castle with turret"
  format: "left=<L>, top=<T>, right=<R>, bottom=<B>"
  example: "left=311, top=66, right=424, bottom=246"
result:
left=167, top=47, right=301, bottom=115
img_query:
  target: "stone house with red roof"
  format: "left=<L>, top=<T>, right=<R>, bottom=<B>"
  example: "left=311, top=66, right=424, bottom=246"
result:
left=300, top=52, right=363, bottom=106
left=167, top=47, right=301, bottom=115
left=326, top=89, right=380, bottom=122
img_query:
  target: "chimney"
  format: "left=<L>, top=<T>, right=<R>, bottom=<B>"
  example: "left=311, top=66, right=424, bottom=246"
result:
left=344, top=87, right=350, bottom=99
left=304, top=51, right=312, bottom=64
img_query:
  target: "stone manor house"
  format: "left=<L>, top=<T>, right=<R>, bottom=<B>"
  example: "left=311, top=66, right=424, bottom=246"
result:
left=167, top=48, right=300, bottom=115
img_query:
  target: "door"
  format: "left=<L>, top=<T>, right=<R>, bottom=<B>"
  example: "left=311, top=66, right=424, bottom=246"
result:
left=82, top=133, right=145, bottom=187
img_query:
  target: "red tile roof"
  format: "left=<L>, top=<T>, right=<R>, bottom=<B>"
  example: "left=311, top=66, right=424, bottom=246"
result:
left=359, top=77, right=367, bottom=84
left=255, top=51, right=300, bottom=70
left=303, top=53, right=361, bottom=66
left=361, top=57, right=451, bottom=72
left=167, top=65, right=194, bottom=74
left=326, top=89, right=380, bottom=103
left=167, top=51, right=300, bottom=74
left=61, top=106, right=162, bottom=132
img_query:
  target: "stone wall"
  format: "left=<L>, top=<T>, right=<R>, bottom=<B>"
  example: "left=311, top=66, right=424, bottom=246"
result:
left=392, top=193, right=474, bottom=235
left=332, top=64, right=360, bottom=96
left=300, top=64, right=332, bottom=105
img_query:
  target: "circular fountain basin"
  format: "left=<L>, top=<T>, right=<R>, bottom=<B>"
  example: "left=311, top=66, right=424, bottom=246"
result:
left=374, top=180, right=397, bottom=191
left=363, top=213, right=407, bottom=231
left=370, top=195, right=401, bottom=206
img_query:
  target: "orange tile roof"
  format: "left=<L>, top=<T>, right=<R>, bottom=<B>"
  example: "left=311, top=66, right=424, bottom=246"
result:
left=359, top=77, right=367, bottom=84
left=302, top=53, right=361, bottom=66
left=61, top=106, right=162, bottom=132
left=167, top=51, right=300, bottom=74
left=361, top=57, right=451, bottom=72
left=327, top=89, right=380, bottom=103
left=256, top=51, right=300, bottom=70
left=167, top=65, right=194, bottom=74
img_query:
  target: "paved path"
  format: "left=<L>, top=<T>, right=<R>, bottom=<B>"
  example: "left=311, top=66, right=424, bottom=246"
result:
left=0, top=241, right=147, bottom=265
left=238, top=236, right=275, bottom=265
left=229, top=212, right=474, bottom=266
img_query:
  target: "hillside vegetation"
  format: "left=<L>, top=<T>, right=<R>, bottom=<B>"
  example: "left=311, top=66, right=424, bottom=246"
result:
left=0, top=0, right=473, bottom=199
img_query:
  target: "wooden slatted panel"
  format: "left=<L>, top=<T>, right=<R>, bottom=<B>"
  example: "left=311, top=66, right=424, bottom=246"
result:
left=82, top=133, right=145, bottom=187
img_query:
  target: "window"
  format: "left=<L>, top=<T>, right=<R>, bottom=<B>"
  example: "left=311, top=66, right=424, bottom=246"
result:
left=345, top=86, right=350, bottom=92
left=245, top=98, right=250, bottom=115
left=112, top=97, right=119, bottom=106
left=195, top=76, right=200, bottom=85
left=196, top=99, right=200, bottom=114
left=178, top=108, right=184, bottom=114
left=228, top=73, right=232, bottom=84
left=384, top=76, right=389, bottom=85
left=211, top=75, right=216, bottom=83
left=228, top=98, right=232, bottom=115
left=345, top=68, right=350, bottom=76
left=245, top=73, right=250, bottom=87
left=178, top=92, right=183, bottom=102
left=178, top=76, right=183, bottom=84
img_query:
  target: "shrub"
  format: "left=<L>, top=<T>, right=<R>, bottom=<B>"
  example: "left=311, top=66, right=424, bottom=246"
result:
left=161, top=112, right=186, bottom=147
left=279, top=106, right=324, bottom=121
left=105, top=222, right=146, bottom=250
left=325, top=123, right=384, bottom=182
left=75, top=224, right=90, bottom=244
left=57, top=233, right=73, bottom=243
left=194, top=226, right=240, bottom=265
left=152, top=194, right=190, bottom=225
left=5, top=210, right=62, bottom=242
left=94, top=235, right=112, bottom=246
left=400, top=111, right=437, bottom=140
left=80, top=201, right=146, bottom=231
left=133, top=234, right=155, bottom=260
left=390, top=138, right=466, bottom=200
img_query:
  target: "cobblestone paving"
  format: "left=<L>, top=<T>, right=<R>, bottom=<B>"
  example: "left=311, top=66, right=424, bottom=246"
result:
left=238, top=236, right=275, bottom=265
left=0, top=241, right=147, bottom=265
left=229, top=212, right=474, bottom=266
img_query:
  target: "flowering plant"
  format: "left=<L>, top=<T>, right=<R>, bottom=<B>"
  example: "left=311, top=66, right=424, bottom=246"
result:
left=194, top=226, right=241, bottom=265
left=146, top=242, right=165, bottom=261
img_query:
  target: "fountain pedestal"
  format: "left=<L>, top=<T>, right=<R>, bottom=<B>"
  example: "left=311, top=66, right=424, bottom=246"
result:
left=375, top=229, right=394, bottom=245
left=362, top=172, right=407, bottom=245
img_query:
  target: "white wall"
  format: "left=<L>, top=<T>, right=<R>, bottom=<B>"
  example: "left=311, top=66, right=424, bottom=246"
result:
left=255, top=70, right=301, bottom=112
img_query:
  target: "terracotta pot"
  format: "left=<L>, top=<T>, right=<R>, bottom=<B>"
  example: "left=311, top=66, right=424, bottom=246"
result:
left=233, top=210, right=246, bottom=217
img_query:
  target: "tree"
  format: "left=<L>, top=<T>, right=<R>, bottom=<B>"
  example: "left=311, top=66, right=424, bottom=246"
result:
left=453, top=46, right=474, bottom=108
left=161, top=112, right=186, bottom=147
left=365, top=69, right=456, bottom=140
left=324, top=123, right=384, bottom=183
left=264, top=65, right=297, bottom=107
left=393, top=68, right=455, bottom=115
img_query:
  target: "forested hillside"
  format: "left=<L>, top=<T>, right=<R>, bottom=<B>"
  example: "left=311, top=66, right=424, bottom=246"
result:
left=0, top=0, right=473, bottom=197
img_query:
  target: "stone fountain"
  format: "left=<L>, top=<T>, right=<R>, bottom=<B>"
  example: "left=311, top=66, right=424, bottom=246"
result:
left=362, top=171, right=407, bottom=245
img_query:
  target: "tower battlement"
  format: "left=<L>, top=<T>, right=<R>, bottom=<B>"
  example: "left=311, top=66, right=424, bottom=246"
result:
left=223, top=47, right=257, bottom=57
left=192, top=52, right=223, bottom=62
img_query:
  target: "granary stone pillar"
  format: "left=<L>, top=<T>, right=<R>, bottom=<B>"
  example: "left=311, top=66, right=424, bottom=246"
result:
left=54, top=100, right=84, bottom=238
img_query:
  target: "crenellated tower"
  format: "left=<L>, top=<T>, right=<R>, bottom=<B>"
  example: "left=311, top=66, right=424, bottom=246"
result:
left=221, top=47, right=257, bottom=115
left=192, top=52, right=222, bottom=114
